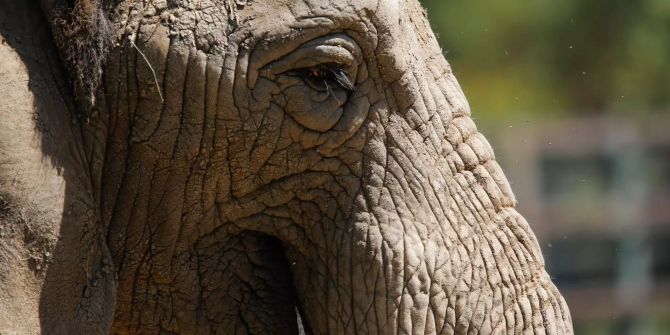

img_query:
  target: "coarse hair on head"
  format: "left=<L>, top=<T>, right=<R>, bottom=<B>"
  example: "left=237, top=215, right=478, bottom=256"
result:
left=49, top=0, right=114, bottom=108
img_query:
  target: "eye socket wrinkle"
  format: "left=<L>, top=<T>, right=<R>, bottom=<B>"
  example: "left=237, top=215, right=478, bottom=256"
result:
left=289, top=64, right=355, bottom=93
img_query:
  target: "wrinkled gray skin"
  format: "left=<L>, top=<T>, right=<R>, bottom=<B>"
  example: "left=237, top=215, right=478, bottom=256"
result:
left=0, top=0, right=573, bottom=334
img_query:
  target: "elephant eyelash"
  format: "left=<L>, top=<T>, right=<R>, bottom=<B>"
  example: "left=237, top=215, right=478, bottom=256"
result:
left=289, top=64, right=355, bottom=93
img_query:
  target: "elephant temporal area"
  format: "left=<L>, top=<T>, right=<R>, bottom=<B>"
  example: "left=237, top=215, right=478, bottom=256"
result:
left=0, top=0, right=573, bottom=334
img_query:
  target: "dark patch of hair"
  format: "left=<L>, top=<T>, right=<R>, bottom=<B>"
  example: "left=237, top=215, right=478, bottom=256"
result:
left=49, top=0, right=113, bottom=108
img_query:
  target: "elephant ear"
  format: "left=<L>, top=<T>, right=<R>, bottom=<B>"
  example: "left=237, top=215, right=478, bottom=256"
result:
left=39, top=0, right=113, bottom=107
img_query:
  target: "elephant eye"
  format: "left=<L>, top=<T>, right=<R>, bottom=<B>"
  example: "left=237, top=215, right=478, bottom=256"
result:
left=288, top=64, right=355, bottom=94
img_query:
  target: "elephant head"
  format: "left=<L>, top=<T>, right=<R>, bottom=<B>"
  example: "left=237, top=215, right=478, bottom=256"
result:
left=0, top=0, right=572, bottom=333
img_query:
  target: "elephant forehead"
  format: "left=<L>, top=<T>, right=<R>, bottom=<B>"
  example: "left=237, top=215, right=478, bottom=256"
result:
left=239, top=0, right=381, bottom=18
left=231, top=0, right=441, bottom=79
left=136, top=0, right=434, bottom=70
left=235, top=0, right=403, bottom=39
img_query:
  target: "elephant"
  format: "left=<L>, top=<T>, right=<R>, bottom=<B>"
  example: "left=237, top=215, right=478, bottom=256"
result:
left=0, top=0, right=573, bottom=334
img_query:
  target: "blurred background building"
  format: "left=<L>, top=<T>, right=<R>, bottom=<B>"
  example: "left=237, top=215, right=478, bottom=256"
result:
left=420, top=0, right=670, bottom=334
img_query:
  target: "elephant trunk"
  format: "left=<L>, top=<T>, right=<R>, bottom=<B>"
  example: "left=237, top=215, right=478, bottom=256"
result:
left=287, top=75, right=573, bottom=334
left=281, top=16, right=573, bottom=331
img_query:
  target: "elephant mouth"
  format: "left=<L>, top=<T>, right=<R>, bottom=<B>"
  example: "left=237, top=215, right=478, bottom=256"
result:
left=236, top=230, right=316, bottom=334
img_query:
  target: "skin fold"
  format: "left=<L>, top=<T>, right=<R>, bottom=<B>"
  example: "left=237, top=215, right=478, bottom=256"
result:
left=0, top=0, right=573, bottom=334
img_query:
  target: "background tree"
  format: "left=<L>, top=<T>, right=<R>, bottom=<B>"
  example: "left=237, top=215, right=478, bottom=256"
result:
left=421, top=0, right=670, bottom=122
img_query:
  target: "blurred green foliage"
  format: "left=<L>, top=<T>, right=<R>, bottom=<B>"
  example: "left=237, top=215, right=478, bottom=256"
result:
left=420, top=0, right=670, bottom=122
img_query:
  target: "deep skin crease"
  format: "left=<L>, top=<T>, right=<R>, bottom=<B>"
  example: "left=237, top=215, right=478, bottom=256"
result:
left=0, top=0, right=573, bottom=334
